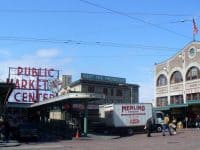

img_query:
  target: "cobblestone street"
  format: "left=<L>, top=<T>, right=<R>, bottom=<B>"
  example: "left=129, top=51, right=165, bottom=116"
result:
left=2, top=128, right=200, bottom=150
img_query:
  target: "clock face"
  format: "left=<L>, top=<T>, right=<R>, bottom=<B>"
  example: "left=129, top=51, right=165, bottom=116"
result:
left=189, top=47, right=196, bottom=58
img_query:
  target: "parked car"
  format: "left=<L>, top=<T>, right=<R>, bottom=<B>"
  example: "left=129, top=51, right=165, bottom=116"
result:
left=16, top=122, right=39, bottom=141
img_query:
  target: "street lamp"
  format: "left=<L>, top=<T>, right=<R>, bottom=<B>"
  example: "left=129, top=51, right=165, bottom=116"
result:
left=130, top=86, right=133, bottom=104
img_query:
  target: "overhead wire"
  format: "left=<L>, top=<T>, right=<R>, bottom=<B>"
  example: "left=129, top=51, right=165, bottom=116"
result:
left=0, top=8, right=197, bottom=27
left=79, top=0, right=192, bottom=40
left=0, top=36, right=179, bottom=52
left=0, top=6, right=189, bottom=56
left=0, top=9, right=197, bottom=17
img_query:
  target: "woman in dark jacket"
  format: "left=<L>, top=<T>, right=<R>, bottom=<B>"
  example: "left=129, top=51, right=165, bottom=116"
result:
left=145, top=117, right=154, bottom=137
left=3, top=119, right=10, bottom=143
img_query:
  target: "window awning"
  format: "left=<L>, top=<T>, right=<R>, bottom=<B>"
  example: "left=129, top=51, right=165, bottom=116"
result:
left=154, top=103, right=188, bottom=111
left=168, top=103, right=188, bottom=108
left=186, top=100, right=200, bottom=105
left=153, top=106, right=170, bottom=111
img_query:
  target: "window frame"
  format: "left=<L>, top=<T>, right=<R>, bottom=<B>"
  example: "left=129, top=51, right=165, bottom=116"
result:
left=157, top=74, right=167, bottom=86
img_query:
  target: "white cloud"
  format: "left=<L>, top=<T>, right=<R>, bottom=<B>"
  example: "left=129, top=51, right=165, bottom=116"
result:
left=0, top=48, right=73, bottom=81
left=36, top=49, right=59, bottom=58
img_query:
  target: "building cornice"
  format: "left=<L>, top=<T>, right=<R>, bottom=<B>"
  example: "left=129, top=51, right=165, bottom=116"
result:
left=155, top=41, right=200, bottom=66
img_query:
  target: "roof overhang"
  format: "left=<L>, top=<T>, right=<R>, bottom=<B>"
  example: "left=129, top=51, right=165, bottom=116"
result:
left=0, top=82, right=15, bottom=105
left=186, top=100, right=200, bottom=105
left=153, top=106, right=170, bottom=111
left=6, top=103, right=32, bottom=108
left=168, top=103, right=188, bottom=108
left=153, top=103, right=188, bottom=111
left=31, top=93, right=105, bottom=108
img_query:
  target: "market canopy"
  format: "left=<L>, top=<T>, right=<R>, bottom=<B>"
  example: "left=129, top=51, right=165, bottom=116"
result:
left=153, top=103, right=188, bottom=111
left=31, top=93, right=105, bottom=108
left=186, top=100, right=200, bottom=105
left=168, top=103, right=188, bottom=108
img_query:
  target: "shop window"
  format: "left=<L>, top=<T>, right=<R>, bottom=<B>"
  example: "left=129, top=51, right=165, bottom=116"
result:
left=156, top=97, right=168, bottom=107
left=88, top=86, right=95, bottom=93
left=116, top=89, right=122, bottom=96
left=170, top=71, right=183, bottom=84
left=103, top=88, right=108, bottom=96
left=186, top=66, right=200, bottom=81
left=157, top=74, right=167, bottom=86
left=186, top=94, right=191, bottom=100
left=186, top=93, right=200, bottom=100
left=170, top=95, right=183, bottom=104
left=110, top=88, right=114, bottom=96
left=193, top=93, right=198, bottom=100
left=186, top=93, right=200, bottom=101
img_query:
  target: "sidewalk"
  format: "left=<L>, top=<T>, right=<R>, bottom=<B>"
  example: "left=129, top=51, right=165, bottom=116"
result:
left=72, top=133, right=120, bottom=140
left=0, top=140, right=21, bottom=147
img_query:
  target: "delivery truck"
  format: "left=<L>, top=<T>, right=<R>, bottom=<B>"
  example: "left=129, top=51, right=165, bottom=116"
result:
left=99, top=103, right=164, bottom=135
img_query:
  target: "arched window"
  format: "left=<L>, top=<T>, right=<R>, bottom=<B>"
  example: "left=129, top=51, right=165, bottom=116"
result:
left=157, top=74, right=167, bottom=86
left=186, top=66, right=200, bottom=81
left=170, top=71, right=183, bottom=84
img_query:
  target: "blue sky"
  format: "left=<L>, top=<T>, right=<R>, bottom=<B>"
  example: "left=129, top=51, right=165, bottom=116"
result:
left=0, top=0, right=200, bottom=102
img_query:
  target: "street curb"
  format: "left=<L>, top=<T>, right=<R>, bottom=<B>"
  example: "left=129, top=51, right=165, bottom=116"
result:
left=0, top=142, right=21, bottom=147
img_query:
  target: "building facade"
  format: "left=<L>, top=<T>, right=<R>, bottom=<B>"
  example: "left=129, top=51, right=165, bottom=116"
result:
left=62, top=75, right=72, bottom=88
left=155, top=41, right=200, bottom=119
left=69, top=73, right=139, bottom=104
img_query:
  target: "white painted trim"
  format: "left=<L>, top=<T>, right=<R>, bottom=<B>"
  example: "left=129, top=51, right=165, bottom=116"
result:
left=31, top=93, right=105, bottom=108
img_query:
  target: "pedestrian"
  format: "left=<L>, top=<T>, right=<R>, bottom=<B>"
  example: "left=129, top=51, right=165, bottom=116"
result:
left=145, top=117, right=154, bottom=137
left=0, top=117, right=5, bottom=141
left=169, top=116, right=177, bottom=135
left=3, top=118, right=10, bottom=143
left=162, top=114, right=172, bottom=136
left=195, top=115, right=200, bottom=129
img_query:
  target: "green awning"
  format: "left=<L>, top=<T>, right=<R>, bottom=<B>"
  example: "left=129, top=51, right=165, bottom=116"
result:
left=154, top=103, right=189, bottom=111
left=168, top=103, right=188, bottom=108
left=153, top=106, right=170, bottom=111
left=186, top=100, right=200, bottom=105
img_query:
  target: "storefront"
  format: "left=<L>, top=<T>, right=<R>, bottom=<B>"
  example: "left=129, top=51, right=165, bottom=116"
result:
left=155, top=41, right=200, bottom=124
left=6, top=92, right=105, bottom=139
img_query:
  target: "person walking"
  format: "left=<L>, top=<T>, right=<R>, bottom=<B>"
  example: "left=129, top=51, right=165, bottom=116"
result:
left=145, top=117, right=154, bottom=137
left=3, top=118, right=10, bottom=143
left=169, top=116, right=177, bottom=135
left=195, top=114, right=200, bottom=129
left=162, top=114, right=172, bottom=136
left=0, top=117, right=5, bottom=141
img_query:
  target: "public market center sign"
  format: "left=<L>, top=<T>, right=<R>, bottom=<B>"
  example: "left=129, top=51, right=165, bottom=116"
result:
left=7, top=67, right=60, bottom=103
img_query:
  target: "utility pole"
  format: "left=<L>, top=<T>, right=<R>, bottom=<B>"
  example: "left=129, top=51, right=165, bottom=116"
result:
left=130, top=86, right=133, bottom=104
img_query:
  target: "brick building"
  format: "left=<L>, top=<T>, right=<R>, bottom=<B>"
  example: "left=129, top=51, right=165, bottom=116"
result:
left=155, top=41, right=200, bottom=121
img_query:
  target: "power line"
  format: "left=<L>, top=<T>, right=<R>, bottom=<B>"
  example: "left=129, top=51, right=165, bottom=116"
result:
left=0, top=9, right=196, bottom=17
left=79, top=0, right=192, bottom=40
left=0, top=36, right=179, bottom=51
left=65, top=54, right=174, bottom=58
left=1, top=8, right=197, bottom=26
left=1, top=8, right=197, bottom=31
left=157, top=18, right=196, bottom=25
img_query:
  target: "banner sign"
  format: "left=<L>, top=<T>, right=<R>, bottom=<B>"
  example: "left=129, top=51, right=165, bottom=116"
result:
left=81, top=73, right=126, bottom=84
left=7, top=67, right=60, bottom=103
